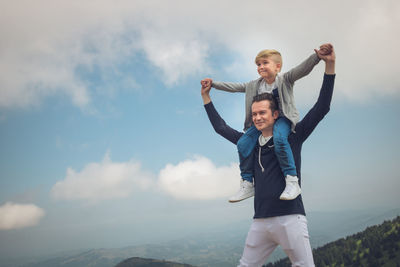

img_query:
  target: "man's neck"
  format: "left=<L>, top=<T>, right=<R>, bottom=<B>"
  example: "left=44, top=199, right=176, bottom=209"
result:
left=261, top=130, right=273, bottom=137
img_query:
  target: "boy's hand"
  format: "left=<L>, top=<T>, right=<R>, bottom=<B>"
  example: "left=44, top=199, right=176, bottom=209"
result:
left=315, top=43, right=333, bottom=58
left=201, top=78, right=213, bottom=89
left=319, top=45, right=335, bottom=63
left=320, top=43, right=332, bottom=55
left=320, top=45, right=335, bottom=74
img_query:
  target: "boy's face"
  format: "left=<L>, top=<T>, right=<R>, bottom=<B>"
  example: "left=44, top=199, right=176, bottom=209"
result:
left=256, top=56, right=281, bottom=81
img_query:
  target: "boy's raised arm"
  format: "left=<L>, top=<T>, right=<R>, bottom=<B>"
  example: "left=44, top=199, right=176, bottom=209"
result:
left=284, top=53, right=320, bottom=84
left=284, top=43, right=332, bottom=84
left=212, top=81, right=247, bottom=93
left=201, top=77, right=247, bottom=93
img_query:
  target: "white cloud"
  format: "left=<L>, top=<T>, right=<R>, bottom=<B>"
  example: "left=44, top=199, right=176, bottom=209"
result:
left=138, top=29, right=210, bottom=86
left=0, top=0, right=137, bottom=110
left=333, top=0, right=400, bottom=102
left=0, top=0, right=399, bottom=110
left=51, top=153, right=154, bottom=202
left=52, top=153, right=240, bottom=202
left=0, top=202, right=45, bottom=230
left=158, top=155, right=240, bottom=200
left=0, top=0, right=211, bottom=109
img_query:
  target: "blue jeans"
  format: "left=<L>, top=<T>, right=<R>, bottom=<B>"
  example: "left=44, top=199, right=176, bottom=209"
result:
left=237, top=117, right=297, bottom=183
left=273, top=117, right=297, bottom=177
left=237, top=125, right=260, bottom=182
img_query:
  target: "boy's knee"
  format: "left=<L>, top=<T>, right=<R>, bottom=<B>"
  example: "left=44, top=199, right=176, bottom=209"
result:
left=238, top=144, right=250, bottom=158
left=237, top=139, right=257, bottom=159
left=273, top=135, right=287, bottom=147
left=237, top=136, right=246, bottom=150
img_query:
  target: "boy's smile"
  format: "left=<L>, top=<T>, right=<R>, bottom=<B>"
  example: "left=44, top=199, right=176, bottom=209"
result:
left=257, top=57, right=281, bottom=83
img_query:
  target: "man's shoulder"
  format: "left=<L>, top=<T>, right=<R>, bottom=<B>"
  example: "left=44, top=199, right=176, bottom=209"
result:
left=288, top=130, right=302, bottom=144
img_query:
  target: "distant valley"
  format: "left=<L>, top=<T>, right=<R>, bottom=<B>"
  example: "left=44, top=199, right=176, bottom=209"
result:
left=2, top=207, right=399, bottom=267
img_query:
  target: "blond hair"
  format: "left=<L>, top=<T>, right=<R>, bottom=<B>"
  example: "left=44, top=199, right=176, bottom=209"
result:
left=255, top=49, right=282, bottom=71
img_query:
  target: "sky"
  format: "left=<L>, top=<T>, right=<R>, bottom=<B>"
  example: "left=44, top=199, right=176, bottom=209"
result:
left=1, top=0, right=400, bottom=260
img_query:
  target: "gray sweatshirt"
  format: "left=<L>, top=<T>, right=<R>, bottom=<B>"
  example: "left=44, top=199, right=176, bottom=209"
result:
left=212, top=53, right=320, bottom=131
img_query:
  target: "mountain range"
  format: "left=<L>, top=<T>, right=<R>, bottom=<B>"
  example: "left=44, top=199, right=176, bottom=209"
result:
left=2, top=207, right=399, bottom=267
left=114, top=257, right=194, bottom=267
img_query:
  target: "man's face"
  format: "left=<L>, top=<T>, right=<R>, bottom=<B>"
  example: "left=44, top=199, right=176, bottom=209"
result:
left=252, top=100, right=279, bottom=132
left=256, top=56, right=281, bottom=81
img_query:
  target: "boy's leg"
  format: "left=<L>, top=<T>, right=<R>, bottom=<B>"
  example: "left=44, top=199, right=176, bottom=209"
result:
left=229, top=152, right=255, bottom=203
left=273, top=117, right=297, bottom=176
left=273, top=117, right=301, bottom=200
left=229, top=126, right=260, bottom=203
left=237, top=125, right=260, bottom=159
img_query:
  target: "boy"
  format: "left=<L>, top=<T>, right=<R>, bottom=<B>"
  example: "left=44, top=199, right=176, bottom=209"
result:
left=201, top=44, right=332, bottom=203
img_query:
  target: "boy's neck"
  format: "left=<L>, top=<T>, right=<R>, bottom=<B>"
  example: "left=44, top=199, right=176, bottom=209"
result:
left=263, top=76, right=276, bottom=85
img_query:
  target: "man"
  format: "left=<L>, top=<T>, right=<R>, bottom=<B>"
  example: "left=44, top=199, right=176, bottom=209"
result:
left=201, top=46, right=335, bottom=266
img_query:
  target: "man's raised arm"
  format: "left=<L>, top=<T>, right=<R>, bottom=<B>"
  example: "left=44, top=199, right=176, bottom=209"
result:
left=201, top=83, right=243, bottom=145
left=294, top=44, right=336, bottom=142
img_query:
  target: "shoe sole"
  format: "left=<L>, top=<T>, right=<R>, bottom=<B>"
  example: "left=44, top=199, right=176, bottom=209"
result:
left=279, top=191, right=301, bottom=201
left=228, top=193, right=254, bottom=203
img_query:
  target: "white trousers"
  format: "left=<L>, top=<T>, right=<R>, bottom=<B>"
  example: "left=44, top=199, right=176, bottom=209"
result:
left=238, top=214, right=315, bottom=267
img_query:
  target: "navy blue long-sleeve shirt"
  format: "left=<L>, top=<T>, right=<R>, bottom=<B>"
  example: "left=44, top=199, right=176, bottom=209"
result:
left=204, top=74, right=335, bottom=218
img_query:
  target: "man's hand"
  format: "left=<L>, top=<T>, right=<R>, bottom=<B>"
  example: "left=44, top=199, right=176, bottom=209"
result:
left=319, top=44, right=335, bottom=74
left=201, top=78, right=213, bottom=89
left=201, top=82, right=212, bottom=105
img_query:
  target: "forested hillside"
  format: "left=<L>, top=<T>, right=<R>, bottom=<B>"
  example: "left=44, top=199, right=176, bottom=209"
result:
left=265, top=216, right=400, bottom=267
left=114, top=257, right=194, bottom=267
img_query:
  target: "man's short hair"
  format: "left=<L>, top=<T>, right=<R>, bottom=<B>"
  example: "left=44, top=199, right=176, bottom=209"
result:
left=252, top=93, right=278, bottom=113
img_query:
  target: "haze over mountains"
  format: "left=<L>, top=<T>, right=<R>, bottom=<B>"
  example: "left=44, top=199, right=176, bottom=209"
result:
left=2, top=207, right=398, bottom=267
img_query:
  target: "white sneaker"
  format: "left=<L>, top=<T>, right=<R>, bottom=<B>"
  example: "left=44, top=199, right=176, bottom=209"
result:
left=229, top=180, right=255, bottom=203
left=279, top=175, right=301, bottom=200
